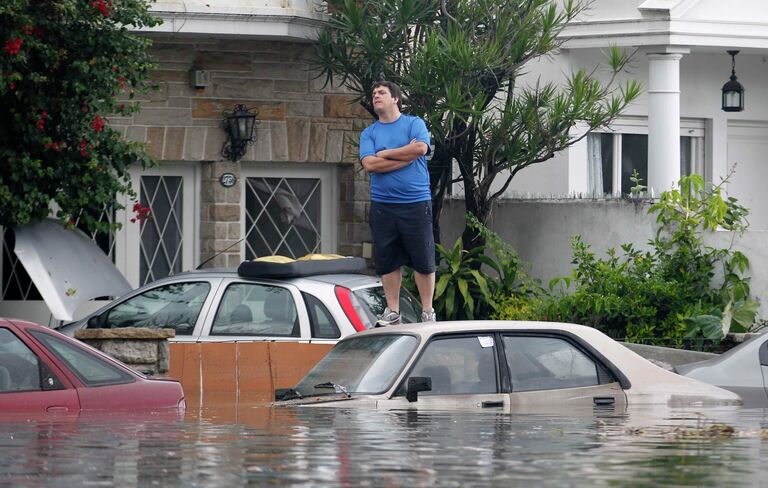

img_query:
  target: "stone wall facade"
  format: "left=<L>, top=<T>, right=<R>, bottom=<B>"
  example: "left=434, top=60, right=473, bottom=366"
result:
left=110, top=37, right=374, bottom=267
left=75, top=328, right=175, bottom=376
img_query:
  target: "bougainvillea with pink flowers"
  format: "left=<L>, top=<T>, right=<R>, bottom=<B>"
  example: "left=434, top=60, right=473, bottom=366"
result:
left=0, top=0, right=160, bottom=233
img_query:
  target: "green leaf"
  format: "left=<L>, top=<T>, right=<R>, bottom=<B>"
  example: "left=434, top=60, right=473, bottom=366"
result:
left=469, top=269, right=492, bottom=301
left=685, top=315, right=724, bottom=341
left=730, top=299, right=758, bottom=332
left=445, top=286, right=456, bottom=319
left=434, top=273, right=451, bottom=298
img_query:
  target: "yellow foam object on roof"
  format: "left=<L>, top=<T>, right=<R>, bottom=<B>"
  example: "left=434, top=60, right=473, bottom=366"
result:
left=253, top=255, right=295, bottom=263
left=297, top=253, right=346, bottom=261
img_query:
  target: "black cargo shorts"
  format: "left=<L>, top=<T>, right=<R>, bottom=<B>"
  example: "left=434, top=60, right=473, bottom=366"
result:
left=369, top=200, right=435, bottom=275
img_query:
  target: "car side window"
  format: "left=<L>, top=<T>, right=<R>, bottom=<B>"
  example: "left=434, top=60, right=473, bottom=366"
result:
left=104, top=282, right=210, bottom=335
left=302, top=292, right=340, bottom=339
left=409, top=336, right=497, bottom=396
left=211, top=284, right=299, bottom=337
left=353, top=287, right=420, bottom=325
left=29, top=330, right=134, bottom=387
left=0, top=328, right=42, bottom=392
left=502, top=336, right=600, bottom=392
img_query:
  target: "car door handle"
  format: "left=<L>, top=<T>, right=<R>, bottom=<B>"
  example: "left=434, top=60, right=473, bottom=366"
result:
left=593, top=396, right=615, bottom=406
left=481, top=401, right=504, bottom=408
left=46, top=406, right=70, bottom=413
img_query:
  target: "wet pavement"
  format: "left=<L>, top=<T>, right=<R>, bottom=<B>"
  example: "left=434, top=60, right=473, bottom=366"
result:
left=1, top=404, right=767, bottom=487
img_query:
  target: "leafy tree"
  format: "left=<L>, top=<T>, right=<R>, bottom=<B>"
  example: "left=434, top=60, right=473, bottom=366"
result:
left=0, top=0, right=159, bottom=233
left=315, top=0, right=641, bottom=248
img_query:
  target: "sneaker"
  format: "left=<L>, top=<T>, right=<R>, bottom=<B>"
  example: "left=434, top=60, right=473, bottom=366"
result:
left=375, top=307, right=401, bottom=327
left=421, top=309, right=436, bottom=323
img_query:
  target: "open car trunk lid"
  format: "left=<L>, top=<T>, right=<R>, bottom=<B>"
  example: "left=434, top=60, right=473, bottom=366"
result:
left=12, top=218, right=132, bottom=321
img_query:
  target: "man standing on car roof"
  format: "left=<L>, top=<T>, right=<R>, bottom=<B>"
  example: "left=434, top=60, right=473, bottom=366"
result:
left=359, top=81, right=436, bottom=325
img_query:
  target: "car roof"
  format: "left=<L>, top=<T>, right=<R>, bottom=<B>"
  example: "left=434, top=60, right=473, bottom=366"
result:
left=142, top=269, right=380, bottom=288
left=352, top=320, right=605, bottom=340
left=1, top=317, right=49, bottom=331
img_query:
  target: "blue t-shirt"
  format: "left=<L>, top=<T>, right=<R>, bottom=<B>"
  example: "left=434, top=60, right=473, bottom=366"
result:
left=359, top=114, right=432, bottom=203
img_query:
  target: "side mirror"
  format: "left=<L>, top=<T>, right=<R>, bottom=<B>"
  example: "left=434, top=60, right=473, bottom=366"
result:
left=406, top=376, right=432, bottom=403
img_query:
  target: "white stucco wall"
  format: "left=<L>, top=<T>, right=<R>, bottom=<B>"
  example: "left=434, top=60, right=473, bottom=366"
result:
left=684, top=0, right=768, bottom=22
left=442, top=199, right=768, bottom=319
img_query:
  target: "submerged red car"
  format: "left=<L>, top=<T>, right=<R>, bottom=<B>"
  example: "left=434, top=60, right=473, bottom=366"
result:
left=0, top=318, right=185, bottom=414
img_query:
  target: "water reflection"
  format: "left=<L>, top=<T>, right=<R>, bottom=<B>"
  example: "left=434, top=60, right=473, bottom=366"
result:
left=0, top=405, right=766, bottom=486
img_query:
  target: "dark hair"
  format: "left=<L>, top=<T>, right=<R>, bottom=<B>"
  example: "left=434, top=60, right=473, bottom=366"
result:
left=372, top=81, right=402, bottom=110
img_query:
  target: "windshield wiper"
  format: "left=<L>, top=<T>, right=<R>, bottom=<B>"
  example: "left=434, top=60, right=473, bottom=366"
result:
left=314, top=382, right=351, bottom=398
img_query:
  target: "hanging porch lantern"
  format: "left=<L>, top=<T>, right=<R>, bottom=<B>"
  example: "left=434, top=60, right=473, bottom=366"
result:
left=721, top=50, right=745, bottom=112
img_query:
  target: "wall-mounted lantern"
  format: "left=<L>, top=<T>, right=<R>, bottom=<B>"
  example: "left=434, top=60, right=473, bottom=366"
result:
left=721, top=50, right=745, bottom=112
left=222, top=104, right=258, bottom=161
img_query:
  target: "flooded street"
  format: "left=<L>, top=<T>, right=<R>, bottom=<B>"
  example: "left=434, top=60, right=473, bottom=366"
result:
left=1, top=405, right=767, bottom=486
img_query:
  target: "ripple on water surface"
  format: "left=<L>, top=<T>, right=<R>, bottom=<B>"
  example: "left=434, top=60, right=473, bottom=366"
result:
left=0, top=405, right=767, bottom=487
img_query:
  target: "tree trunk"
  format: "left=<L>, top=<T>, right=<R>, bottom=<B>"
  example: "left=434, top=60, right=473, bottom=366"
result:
left=461, top=185, right=492, bottom=252
left=429, top=149, right=452, bottom=246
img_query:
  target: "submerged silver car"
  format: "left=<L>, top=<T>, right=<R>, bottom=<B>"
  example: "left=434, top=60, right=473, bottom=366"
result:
left=275, top=321, right=741, bottom=410
left=677, top=332, right=768, bottom=407
left=57, top=266, right=421, bottom=343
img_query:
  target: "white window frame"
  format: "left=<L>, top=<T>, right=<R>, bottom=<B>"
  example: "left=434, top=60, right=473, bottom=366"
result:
left=596, top=117, right=706, bottom=196
left=120, top=163, right=200, bottom=288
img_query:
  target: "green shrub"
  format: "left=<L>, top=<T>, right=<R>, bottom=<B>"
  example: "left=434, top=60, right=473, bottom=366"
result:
left=495, top=173, right=758, bottom=346
left=492, top=294, right=540, bottom=321
left=406, top=214, right=542, bottom=321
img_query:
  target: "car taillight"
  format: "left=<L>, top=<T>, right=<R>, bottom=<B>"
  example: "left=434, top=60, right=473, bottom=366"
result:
left=334, top=285, right=367, bottom=332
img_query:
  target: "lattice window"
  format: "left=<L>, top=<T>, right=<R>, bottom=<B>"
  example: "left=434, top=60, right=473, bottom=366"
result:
left=1, top=227, right=42, bottom=300
left=244, top=177, right=321, bottom=259
left=1, top=206, right=115, bottom=301
left=76, top=206, right=117, bottom=262
left=139, top=176, right=183, bottom=285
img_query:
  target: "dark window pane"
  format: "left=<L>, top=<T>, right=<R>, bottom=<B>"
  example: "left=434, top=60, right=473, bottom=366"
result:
left=1, top=228, right=42, bottom=301
left=503, top=336, right=599, bottom=392
left=410, top=336, right=497, bottom=395
left=211, top=284, right=298, bottom=337
left=105, top=282, right=209, bottom=335
left=621, top=134, right=648, bottom=194
left=680, top=136, right=692, bottom=176
left=0, top=328, right=41, bottom=391
left=140, top=176, right=184, bottom=285
left=303, top=292, right=340, bottom=339
left=353, top=287, right=420, bottom=325
left=244, top=177, right=322, bottom=259
left=30, top=330, right=134, bottom=387
left=76, top=206, right=117, bottom=263
left=600, top=133, right=614, bottom=195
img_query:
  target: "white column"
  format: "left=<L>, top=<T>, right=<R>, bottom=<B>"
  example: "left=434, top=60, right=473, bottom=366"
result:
left=707, top=115, right=728, bottom=186
left=647, top=49, right=688, bottom=194
left=567, top=122, right=589, bottom=196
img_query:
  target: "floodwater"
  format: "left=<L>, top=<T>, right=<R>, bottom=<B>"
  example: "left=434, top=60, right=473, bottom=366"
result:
left=1, top=404, right=767, bottom=487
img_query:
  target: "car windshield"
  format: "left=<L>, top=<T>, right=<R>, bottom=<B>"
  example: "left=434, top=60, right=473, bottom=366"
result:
left=354, top=287, right=420, bottom=324
left=294, top=334, right=419, bottom=396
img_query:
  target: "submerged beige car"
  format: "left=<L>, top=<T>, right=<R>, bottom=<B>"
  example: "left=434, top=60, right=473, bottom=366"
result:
left=275, top=321, right=742, bottom=410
